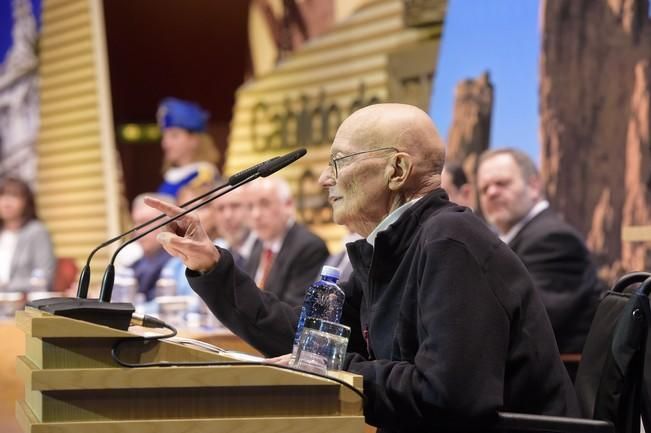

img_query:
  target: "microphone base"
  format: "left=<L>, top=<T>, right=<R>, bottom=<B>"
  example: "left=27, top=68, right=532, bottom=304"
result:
left=27, top=298, right=135, bottom=331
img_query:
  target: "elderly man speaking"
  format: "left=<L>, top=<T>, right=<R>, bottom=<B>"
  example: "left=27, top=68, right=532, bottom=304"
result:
left=146, top=103, right=579, bottom=433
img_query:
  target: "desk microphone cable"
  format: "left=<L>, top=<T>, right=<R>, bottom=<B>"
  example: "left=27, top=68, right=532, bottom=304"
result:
left=111, top=315, right=366, bottom=402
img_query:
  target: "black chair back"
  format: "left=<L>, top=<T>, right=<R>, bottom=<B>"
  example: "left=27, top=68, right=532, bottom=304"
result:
left=574, top=272, right=651, bottom=433
left=495, top=271, right=651, bottom=433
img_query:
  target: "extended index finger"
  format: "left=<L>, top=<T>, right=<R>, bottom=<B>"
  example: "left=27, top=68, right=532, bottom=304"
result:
left=144, top=196, right=183, bottom=217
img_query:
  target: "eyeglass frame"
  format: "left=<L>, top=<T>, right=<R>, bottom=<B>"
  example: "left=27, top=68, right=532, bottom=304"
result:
left=328, top=147, right=399, bottom=179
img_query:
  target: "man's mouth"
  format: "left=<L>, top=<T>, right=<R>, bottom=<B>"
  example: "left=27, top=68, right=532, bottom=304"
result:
left=329, top=196, right=342, bottom=204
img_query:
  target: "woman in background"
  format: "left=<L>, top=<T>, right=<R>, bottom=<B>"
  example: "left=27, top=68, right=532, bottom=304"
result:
left=0, top=177, right=56, bottom=292
left=157, top=97, right=221, bottom=197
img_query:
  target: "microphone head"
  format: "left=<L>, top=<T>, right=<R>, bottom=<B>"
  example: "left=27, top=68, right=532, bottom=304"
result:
left=258, top=149, right=307, bottom=177
left=227, top=156, right=279, bottom=186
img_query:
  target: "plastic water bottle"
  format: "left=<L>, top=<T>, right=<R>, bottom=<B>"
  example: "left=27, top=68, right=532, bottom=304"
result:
left=154, top=266, right=177, bottom=298
left=112, top=267, right=138, bottom=303
left=291, top=265, right=345, bottom=361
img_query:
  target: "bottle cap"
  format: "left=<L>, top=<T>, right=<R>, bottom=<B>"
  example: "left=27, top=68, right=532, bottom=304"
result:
left=321, top=265, right=341, bottom=280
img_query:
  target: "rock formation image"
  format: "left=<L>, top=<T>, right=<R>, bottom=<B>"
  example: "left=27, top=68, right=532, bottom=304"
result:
left=539, top=0, right=651, bottom=281
left=445, top=71, right=493, bottom=208
left=621, top=61, right=651, bottom=274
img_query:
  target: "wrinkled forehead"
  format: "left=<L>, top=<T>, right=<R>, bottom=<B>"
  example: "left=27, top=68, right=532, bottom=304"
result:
left=479, top=154, right=521, bottom=178
left=248, top=181, right=283, bottom=203
left=477, top=158, right=524, bottom=190
left=331, top=120, right=385, bottom=156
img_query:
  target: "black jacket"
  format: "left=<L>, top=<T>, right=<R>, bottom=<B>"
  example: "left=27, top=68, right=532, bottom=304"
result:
left=508, top=207, right=602, bottom=354
left=189, top=189, right=579, bottom=432
left=244, top=222, right=329, bottom=306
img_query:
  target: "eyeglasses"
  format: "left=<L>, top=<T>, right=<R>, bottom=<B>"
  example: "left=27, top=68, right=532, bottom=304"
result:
left=328, top=147, right=398, bottom=178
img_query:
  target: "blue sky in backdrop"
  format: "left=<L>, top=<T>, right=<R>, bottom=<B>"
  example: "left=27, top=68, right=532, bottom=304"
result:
left=0, top=0, right=41, bottom=64
left=429, top=0, right=540, bottom=162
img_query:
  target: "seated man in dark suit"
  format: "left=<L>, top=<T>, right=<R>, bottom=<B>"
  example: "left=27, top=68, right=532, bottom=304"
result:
left=242, top=177, right=329, bottom=306
left=476, top=148, right=603, bottom=356
left=147, top=104, right=579, bottom=433
left=212, top=185, right=257, bottom=269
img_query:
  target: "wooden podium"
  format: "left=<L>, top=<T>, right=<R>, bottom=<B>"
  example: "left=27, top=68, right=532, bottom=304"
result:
left=14, top=307, right=365, bottom=433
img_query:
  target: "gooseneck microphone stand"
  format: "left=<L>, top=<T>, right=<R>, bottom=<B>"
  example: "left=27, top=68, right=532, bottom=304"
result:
left=27, top=149, right=305, bottom=330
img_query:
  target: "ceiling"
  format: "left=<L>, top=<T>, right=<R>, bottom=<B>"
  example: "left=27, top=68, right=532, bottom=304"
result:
left=104, top=0, right=251, bottom=124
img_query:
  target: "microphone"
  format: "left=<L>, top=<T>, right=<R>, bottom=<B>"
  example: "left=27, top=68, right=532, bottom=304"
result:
left=228, top=156, right=280, bottom=185
left=98, top=183, right=250, bottom=302
left=98, top=149, right=305, bottom=303
left=27, top=150, right=304, bottom=330
left=258, top=148, right=307, bottom=177
left=74, top=155, right=281, bottom=299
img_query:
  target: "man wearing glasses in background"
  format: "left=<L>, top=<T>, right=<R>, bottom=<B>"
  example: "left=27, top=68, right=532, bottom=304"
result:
left=147, top=103, right=579, bottom=433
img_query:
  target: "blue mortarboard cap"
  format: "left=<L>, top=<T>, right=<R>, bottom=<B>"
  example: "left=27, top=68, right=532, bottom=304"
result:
left=157, top=97, right=209, bottom=132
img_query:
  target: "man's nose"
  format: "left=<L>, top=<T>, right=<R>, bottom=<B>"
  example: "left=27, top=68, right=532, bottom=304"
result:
left=318, top=166, right=335, bottom=187
left=485, top=184, right=501, bottom=199
left=250, top=205, right=262, bottom=220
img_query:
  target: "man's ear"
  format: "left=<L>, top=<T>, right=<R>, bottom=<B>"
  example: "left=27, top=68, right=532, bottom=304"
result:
left=526, top=175, right=543, bottom=201
left=387, top=153, right=413, bottom=191
left=459, top=184, right=473, bottom=203
left=283, top=197, right=295, bottom=218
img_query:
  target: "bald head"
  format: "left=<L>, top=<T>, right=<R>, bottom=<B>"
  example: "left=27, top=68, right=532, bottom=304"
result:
left=336, top=103, right=445, bottom=194
left=319, top=103, right=446, bottom=236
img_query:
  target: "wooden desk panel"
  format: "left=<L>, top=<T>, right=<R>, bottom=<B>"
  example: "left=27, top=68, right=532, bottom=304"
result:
left=185, top=329, right=376, bottom=433
left=0, top=322, right=262, bottom=433
left=3, top=320, right=372, bottom=433
left=182, top=327, right=262, bottom=356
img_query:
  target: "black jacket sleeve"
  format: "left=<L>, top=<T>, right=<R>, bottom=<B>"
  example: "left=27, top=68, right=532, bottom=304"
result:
left=188, top=247, right=367, bottom=359
left=345, top=239, right=508, bottom=431
left=187, top=248, right=299, bottom=357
